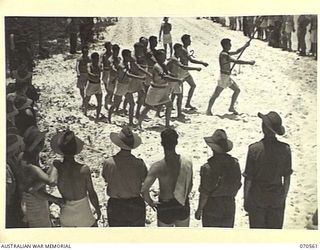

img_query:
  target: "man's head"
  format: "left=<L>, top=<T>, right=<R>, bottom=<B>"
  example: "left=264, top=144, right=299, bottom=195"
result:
left=122, top=49, right=132, bottom=61
left=91, top=52, right=99, bottom=63
left=163, top=17, right=169, bottom=22
left=81, top=45, right=89, bottom=55
left=139, top=37, right=148, bottom=49
left=112, top=44, right=120, bottom=56
left=161, top=128, right=178, bottom=151
left=104, top=41, right=112, bottom=51
left=134, top=42, right=144, bottom=56
left=149, top=36, right=158, bottom=48
left=221, top=38, right=231, bottom=51
left=154, top=49, right=166, bottom=64
left=173, top=43, right=183, bottom=56
left=181, top=34, right=191, bottom=46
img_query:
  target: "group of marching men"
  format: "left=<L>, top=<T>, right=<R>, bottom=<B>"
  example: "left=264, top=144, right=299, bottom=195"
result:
left=76, top=33, right=208, bottom=129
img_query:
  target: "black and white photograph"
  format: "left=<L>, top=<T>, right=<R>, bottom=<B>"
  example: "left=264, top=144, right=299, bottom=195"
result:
left=4, top=13, right=318, bottom=233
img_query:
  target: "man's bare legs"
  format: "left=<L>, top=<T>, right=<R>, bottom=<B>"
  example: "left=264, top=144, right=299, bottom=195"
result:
left=135, top=90, right=146, bottom=119
left=206, top=86, right=224, bottom=116
left=95, top=93, right=102, bottom=123
left=164, top=43, right=168, bottom=59
left=83, top=94, right=92, bottom=116
left=80, top=88, right=85, bottom=108
left=169, top=43, right=173, bottom=58
left=228, top=82, right=240, bottom=114
left=125, top=93, right=135, bottom=126
left=108, top=95, right=122, bottom=123
left=164, top=101, right=173, bottom=127
left=184, top=75, right=197, bottom=109
left=138, top=105, right=152, bottom=129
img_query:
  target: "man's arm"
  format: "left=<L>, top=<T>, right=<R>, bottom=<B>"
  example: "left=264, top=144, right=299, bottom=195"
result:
left=76, top=60, right=80, bottom=76
left=188, top=56, right=209, bottom=67
left=141, top=167, right=158, bottom=209
left=159, top=24, right=163, bottom=41
left=133, top=61, right=152, bottom=76
left=229, top=41, right=250, bottom=56
left=229, top=56, right=255, bottom=65
left=173, top=58, right=202, bottom=71
left=195, top=192, right=209, bottom=220
left=85, top=166, right=101, bottom=220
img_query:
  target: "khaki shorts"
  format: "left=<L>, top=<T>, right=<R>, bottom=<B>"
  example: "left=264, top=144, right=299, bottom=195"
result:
left=77, top=73, right=88, bottom=89
left=217, top=73, right=235, bottom=89
left=85, top=82, right=102, bottom=96
left=163, top=33, right=172, bottom=45
left=145, top=85, right=171, bottom=106
left=128, top=78, right=145, bottom=93
left=114, top=81, right=129, bottom=96
left=169, top=81, right=183, bottom=94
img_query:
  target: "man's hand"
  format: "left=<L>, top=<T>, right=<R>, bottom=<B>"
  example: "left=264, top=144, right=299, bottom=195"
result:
left=249, top=60, right=255, bottom=65
left=196, top=67, right=202, bottom=72
left=149, top=200, right=161, bottom=211
left=245, top=41, right=251, bottom=48
left=202, top=62, right=209, bottom=67
left=195, top=209, right=202, bottom=220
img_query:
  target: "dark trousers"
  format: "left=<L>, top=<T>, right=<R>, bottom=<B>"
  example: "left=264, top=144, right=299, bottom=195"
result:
left=298, top=29, right=307, bottom=53
left=202, top=197, right=235, bottom=228
left=248, top=206, right=285, bottom=229
left=107, top=196, right=146, bottom=227
left=69, top=32, right=77, bottom=54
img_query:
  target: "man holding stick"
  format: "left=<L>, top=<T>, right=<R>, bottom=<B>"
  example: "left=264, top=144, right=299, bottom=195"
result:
left=206, top=39, right=255, bottom=116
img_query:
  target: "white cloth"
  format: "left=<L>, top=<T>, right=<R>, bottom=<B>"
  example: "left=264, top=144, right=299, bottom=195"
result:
left=173, top=156, right=193, bottom=206
left=60, top=196, right=95, bottom=227
left=217, top=73, right=235, bottom=89
left=23, top=192, right=51, bottom=228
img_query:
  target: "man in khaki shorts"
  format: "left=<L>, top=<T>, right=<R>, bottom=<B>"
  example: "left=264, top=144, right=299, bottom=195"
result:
left=83, top=52, right=102, bottom=123
left=167, top=43, right=201, bottom=120
left=100, top=42, right=113, bottom=109
left=76, top=46, right=90, bottom=108
left=206, top=38, right=255, bottom=116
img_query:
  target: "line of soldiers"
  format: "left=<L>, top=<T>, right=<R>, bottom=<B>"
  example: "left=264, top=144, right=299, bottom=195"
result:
left=75, top=33, right=208, bottom=128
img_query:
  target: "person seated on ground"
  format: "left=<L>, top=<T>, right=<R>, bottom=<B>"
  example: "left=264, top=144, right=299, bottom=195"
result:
left=102, top=126, right=147, bottom=226
left=20, top=126, right=63, bottom=228
left=51, top=129, right=101, bottom=227
left=141, top=128, right=193, bottom=227
left=6, top=131, right=27, bottom=228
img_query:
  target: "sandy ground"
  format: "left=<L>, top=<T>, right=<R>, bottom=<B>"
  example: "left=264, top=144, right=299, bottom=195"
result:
left=15, top=17, right=317, bottom=228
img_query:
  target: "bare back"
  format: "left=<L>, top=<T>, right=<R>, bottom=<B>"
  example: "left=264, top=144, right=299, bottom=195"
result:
left=54, top=160, right=89, bottom=201
left=180, top=47, right=189, bottom=66
left=151, top=156, right=181, bottom=200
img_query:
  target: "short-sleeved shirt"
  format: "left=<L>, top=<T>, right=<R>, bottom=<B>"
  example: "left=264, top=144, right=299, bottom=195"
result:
left=199, top=153, right=241, bottom=198
left=102, top=151, right=148, bottom=199
left=219, top=51, right=231, bottom=75
left=243, top=137, right=293, bottom=208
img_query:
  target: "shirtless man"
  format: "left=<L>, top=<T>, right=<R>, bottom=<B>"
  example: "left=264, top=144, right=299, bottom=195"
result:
left=108, top=49, right=146, bottom=126
left=101, top=42, right=113, bottom=109
left=51, top=130, right=101, bottom=227
left=107, top=44, right=121, bottom=109
left=141, top=128, right=193, bottom=227
left=146, top=36, right=158, bottom=89
left=76, top=46, right=90, bottom=108
left=129, top=42, right=152, bottom=119
left=206, top=38, right=255, bottom=116
left=137, top=49, right=182, bottom=129
left=83, top=52, right=103, bottom=123
left=167, top=43, right=202, bottom=119
left=159, top=17, right=173, bottom=58
left=180, top=34, right=208, bottom=110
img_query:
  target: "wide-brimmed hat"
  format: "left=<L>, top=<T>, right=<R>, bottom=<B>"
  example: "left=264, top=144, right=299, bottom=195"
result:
left=51, top=130, right=84, bottom=155
left=110, top=126, right=142, bottom=150
left=258, top=111, right=285, bottom=135
left=7, top=134, right=25, bottom=154
left=204, top=129, right=233, bottom=153
left=23, top=126, right=46, bottom=152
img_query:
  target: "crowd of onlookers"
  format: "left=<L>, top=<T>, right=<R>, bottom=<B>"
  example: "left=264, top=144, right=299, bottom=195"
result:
left=210, top=15, right=317, bottom=59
